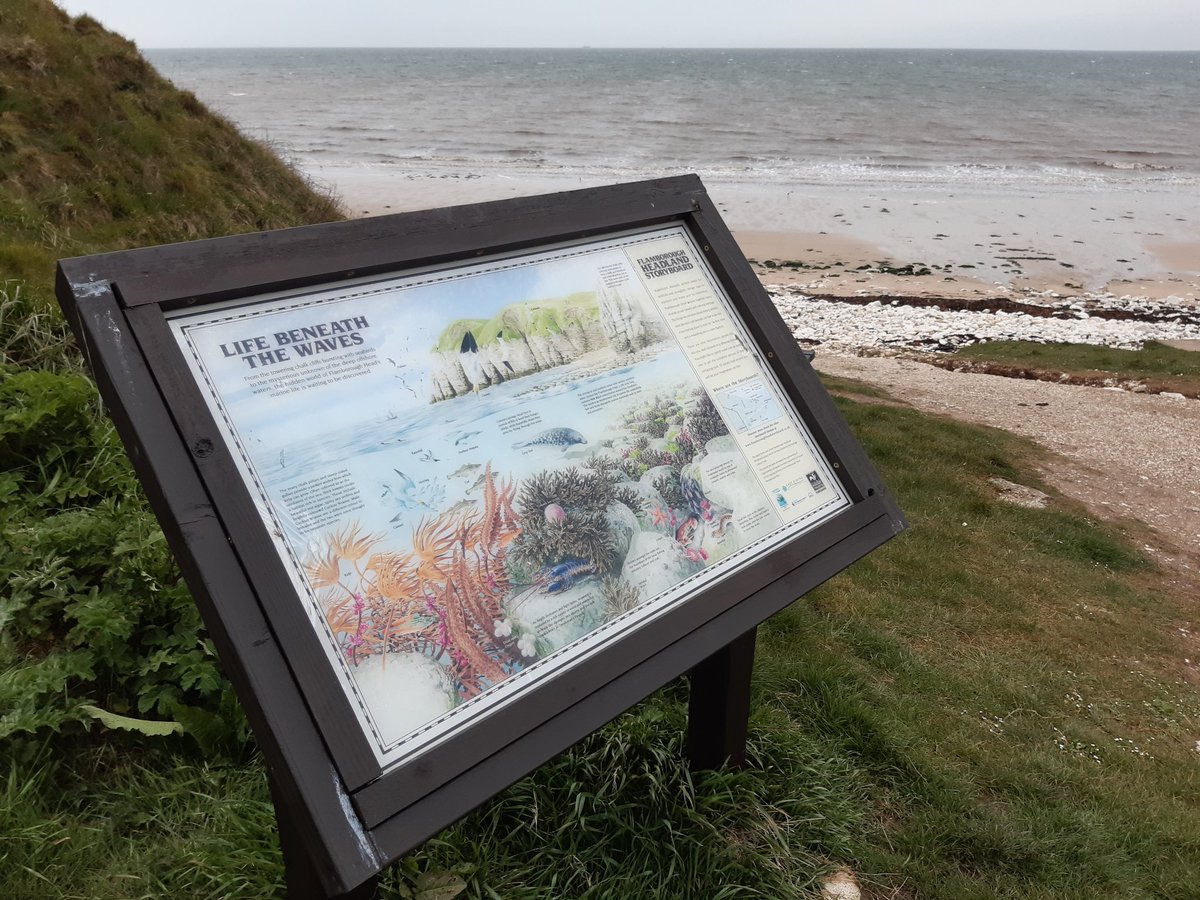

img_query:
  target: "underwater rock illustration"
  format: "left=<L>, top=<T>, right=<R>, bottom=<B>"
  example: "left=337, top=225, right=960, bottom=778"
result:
left=352, top=652, right=456, bottom=738
left=603, top=501, right=640, bottom=570
left=506, top=576, right=605, bottom=652
left=619, top=530, right=704, bottom=599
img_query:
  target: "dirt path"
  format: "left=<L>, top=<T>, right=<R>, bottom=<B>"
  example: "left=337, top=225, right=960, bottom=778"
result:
left=814, top=354, right=1200, bottom=570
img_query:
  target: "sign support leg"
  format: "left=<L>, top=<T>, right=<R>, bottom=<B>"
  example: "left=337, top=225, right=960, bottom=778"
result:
left=271, top=776, right=379, bottom=900
left=687, top=626, right=757, bottom=770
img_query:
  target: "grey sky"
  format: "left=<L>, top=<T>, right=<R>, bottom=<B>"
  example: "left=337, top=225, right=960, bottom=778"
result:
left=56, top=0, right=1200, bottom=51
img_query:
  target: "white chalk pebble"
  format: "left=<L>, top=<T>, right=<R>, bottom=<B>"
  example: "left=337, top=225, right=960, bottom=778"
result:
left=821, top=870, right=862, bottom=900
left=769, top=288, right=1200, bottom=354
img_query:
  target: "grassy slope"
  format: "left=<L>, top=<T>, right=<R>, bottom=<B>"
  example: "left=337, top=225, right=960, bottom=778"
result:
left=0, top=0, right=339, bottom=785
left=947, top=340, right=1200, bottom=398
left=0, top=0, right=341, bottom=369
left=2, top=5, right=1198, bottom=896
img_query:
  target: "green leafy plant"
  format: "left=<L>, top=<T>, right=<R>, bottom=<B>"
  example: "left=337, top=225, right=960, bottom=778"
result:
left=0, top=366, right=244, bottom=752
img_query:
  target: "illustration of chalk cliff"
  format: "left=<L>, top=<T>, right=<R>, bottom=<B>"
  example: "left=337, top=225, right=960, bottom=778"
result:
left=429, top=284, right=667, bottom=400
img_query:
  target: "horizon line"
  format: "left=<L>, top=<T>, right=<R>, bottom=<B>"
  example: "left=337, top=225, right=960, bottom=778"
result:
left=142, top=45, right=1200, bottom=54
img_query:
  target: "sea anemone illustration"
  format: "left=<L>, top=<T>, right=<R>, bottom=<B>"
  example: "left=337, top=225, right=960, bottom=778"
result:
left=510, top=466, right=643, bottom=573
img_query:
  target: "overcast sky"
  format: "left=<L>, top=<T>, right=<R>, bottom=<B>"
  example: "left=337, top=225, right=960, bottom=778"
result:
left=56, top=0, right=1199, bottom=51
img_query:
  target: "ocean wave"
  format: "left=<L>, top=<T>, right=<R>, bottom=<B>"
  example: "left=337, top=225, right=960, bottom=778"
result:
left=308, top=148, right=1200, bottom=191
left=1077, top=159, right=1177, bottom=172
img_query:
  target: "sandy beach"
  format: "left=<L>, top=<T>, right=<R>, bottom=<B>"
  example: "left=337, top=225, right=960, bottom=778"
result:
left=330, top=169, right=1200, bottom=307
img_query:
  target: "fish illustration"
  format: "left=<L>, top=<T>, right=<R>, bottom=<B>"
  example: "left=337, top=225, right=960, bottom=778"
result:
left=450, top=463, right=482, bottom=480
left=454, top=430, right=481, bottom=445
left=512, top=427, right=587, bottom=450
left=381, top=468, right=415, bottom=499
left=416, top=449, right=439, bottom=463
left=444, top=498, right=478, bottom=516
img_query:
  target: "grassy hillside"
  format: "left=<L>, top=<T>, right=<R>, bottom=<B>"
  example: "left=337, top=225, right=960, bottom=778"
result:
left=1, top=3, right=341, bottom=755
left=0, top=0, right=341, bottom=369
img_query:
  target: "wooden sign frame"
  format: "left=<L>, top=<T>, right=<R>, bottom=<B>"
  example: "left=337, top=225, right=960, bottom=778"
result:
left=57, top=175, right=905, bottom=897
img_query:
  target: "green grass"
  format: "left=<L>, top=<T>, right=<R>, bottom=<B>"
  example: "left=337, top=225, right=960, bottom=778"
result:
left=953, top=340, right=1200, bottom=396
left=5, top=394, right=1197, bottom=898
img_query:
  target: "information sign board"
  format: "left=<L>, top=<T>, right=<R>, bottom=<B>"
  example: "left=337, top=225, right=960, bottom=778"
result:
left=57, top=176, right=905, bottom=897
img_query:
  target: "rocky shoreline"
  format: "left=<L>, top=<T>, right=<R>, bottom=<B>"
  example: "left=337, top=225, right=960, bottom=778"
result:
left=768, top=286, right=1200, bottom=354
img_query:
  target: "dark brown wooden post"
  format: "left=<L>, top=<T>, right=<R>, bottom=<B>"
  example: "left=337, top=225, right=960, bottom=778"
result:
left=687, top=627, right=757, bottom=770
left=270, top=778, right=379, bottom=900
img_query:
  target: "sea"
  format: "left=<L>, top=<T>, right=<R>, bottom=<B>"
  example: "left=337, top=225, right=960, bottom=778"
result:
left=147, top=48, right=1200, bottom=193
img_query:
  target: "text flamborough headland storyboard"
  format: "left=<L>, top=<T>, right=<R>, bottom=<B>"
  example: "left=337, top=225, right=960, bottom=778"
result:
left=169, top=224, right=848, bottom=769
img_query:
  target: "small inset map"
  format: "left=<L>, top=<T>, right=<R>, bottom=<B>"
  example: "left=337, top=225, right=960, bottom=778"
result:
left=715, top=378, right=782, bottom=433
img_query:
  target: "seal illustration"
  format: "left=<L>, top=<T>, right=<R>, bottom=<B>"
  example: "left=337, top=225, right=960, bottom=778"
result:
left=512, top=427, right=587, bottom=450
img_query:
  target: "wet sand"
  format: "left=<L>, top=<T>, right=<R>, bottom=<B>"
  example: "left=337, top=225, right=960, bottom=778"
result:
left=328, top=167, right=1200, bottom=308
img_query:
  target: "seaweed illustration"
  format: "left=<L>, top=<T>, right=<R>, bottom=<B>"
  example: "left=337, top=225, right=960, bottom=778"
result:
left=685, top=388, right=729, bottom=451
left=624, top=394, right=685, bottom=440
left=581, top=454, right=622, bottom=477
left=305, top=465, right=527, bottom=701
left=511, top=466, right=643, bottom=574
left=651, top=469, right=687, bottom=510
left=600, top=576, right=642, bottom=619
left=612, top=387, right=727, bottom=481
